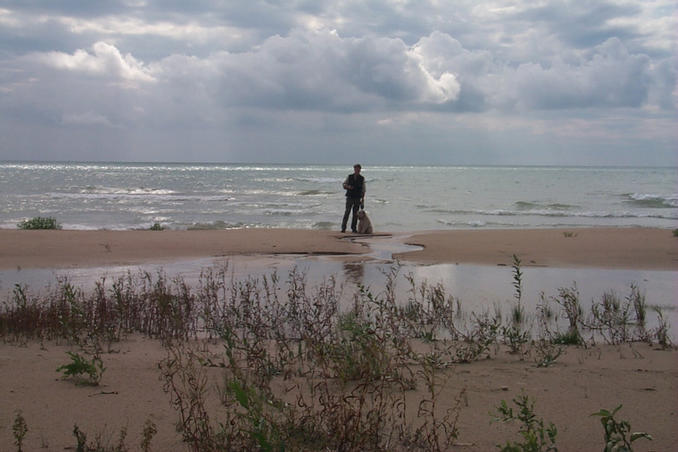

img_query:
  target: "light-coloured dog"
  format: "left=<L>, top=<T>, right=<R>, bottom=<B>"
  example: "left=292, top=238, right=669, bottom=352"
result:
left=357, top=209, right=373, bottom=234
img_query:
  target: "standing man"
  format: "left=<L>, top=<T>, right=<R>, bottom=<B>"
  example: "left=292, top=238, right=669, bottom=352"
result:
left=341, top=164, right=365, bottom=233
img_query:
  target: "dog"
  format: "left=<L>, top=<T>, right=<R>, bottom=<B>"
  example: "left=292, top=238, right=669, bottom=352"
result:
left=356, top=209, right=373, bottom=234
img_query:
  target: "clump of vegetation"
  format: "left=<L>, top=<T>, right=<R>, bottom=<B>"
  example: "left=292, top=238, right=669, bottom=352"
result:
left=673, top=229, right=678, bottom=237
left=551, top=285, right=584, bottom=345
left=149, top=222, right=165, bottom=231
left=56, top=351, right=105, bottom=386
left=17, top=216, right=61, bottom=230
left=592, top=405, right=652, bottom=451
left=493, top=394, right=558, bottom=452
left=72, top=424, right=130, bottom=452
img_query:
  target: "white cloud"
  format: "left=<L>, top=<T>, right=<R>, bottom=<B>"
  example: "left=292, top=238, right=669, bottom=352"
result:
left=33, top=41, right=155, bottom=82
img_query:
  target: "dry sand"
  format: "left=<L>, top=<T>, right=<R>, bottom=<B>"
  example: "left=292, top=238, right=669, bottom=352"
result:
left=1, top=338, right=676, bottom=451
left=1, top=227, right=677, bottom=450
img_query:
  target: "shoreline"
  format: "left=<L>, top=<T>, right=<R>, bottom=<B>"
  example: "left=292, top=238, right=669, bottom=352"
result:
left=1, top=226, right=676, bottom=271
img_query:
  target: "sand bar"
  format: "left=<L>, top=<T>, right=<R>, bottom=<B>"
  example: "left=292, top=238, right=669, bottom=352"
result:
left=397, top=227, right=678, bottom=269
left=1, top=227, right=676, bottom=270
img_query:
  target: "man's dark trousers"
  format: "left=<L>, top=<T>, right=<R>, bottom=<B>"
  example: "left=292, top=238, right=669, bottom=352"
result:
left=342, top=197, right=361, bottom=232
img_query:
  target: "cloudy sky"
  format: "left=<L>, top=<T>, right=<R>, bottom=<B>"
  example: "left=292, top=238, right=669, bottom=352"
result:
left=0, top=1, right=675, bottom=166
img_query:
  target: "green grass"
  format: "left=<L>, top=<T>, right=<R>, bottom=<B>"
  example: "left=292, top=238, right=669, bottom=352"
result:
left=17, top=216, right=61, bottom=230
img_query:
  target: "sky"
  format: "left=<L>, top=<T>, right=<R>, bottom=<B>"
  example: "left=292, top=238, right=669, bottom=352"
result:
left=0, top=1, right=676, bottom=166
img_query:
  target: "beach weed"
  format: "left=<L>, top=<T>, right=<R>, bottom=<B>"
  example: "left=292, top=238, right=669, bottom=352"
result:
left=591, top=405, right=652, bottom=452
left=140, top=419, right=157, bottom=452
left=410, top=361, right=464, bottom=452
left=149, top=222, right=164, bottom=231
left=651, top=307, right=671, bottom=349
left=72, top=424, right=130, bottom=452
left=512, top=254, right=523, bottom=306
left=532, top=340, right=564, bottom=367
left=493, top=394, right=558, bottom=452
left=552, top=285, right=584, bottom=345
left=13, top=410, right=28, bottom=452
left=56, top=351, right=105, bottom=385
left=17, top=216, right=61, bottom=230
left=502, top=255, right=529, bottom=354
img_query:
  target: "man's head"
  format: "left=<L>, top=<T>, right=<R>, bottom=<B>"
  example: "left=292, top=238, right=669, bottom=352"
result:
left=353, top=164, right=361, bottom=174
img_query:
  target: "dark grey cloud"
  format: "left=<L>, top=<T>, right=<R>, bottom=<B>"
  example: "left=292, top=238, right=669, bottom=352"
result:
left=512, top=1, right=642, bottom=48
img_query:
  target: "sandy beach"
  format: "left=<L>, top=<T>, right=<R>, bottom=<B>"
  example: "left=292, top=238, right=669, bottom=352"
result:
left=1, top=227, right=677, bottom=450
left=1, top=227, right=676, bottom=270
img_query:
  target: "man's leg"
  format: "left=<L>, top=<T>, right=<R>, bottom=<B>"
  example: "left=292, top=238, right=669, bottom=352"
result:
left=341, top=198, right=352, bottom=232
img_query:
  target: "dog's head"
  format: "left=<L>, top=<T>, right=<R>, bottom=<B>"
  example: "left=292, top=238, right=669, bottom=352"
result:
left=358, top=210, right=366, bottom=219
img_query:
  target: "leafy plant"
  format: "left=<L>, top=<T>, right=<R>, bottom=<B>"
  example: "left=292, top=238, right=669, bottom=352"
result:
left=56, top=351, right=105, bottom=385
left=149, top=222, right=164, bottom=231
left=591, top=405, right=652, bottom=452
left=493, top=394, right=558, bottom=452
left=17, top=216, right=61, bottom=230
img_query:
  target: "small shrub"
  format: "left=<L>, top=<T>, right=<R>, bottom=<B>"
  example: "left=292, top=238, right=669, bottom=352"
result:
left=532, top=340, right=564, bottom=368
left=591, top=405, right=652, bottom=451
left=493, top=394, right=558, bottom=452
left=56, top=351, right=105, bottom=386
left=149, top=222, right=164, bottom=231
left=17, top=216, right=61, bottom=230
left=552, top=285, right=583, bottom=346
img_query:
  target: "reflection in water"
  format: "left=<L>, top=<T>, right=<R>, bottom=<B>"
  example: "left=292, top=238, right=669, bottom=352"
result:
left=342, top=262, right=364, bottom=286
left=1, top=243, right=676, bottom=337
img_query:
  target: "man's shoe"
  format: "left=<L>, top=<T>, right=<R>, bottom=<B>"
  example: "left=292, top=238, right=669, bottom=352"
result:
left=351, top=229, right=357, bottom=233
left=341, top=229, right=346, bottom=233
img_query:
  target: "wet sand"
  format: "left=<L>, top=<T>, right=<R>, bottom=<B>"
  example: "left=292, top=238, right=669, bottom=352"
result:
left=1, top=227, right=676, bottom=270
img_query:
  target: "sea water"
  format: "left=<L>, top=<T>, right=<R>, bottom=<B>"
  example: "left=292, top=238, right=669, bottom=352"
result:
left=1, top=162, right=676, bottom=231
left=2, top=162, right=676, bottom=336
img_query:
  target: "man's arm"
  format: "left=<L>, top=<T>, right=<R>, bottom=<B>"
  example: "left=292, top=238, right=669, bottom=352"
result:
left=342, top=175, right=351, bottom=190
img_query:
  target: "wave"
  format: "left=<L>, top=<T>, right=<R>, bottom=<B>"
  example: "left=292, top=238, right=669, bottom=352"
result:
left=424, top=207, right=678, bottom=220
left=514, top=201, right=577, bottom=211
left=312, top=221, right=335, bottom=230
left=48, top=190, right=234, bottom=202
left=297, top=189, right=334, bottom=196
left=623, top=193, right=678, bottom=208
left=187, top=220, right=250, bottom=230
